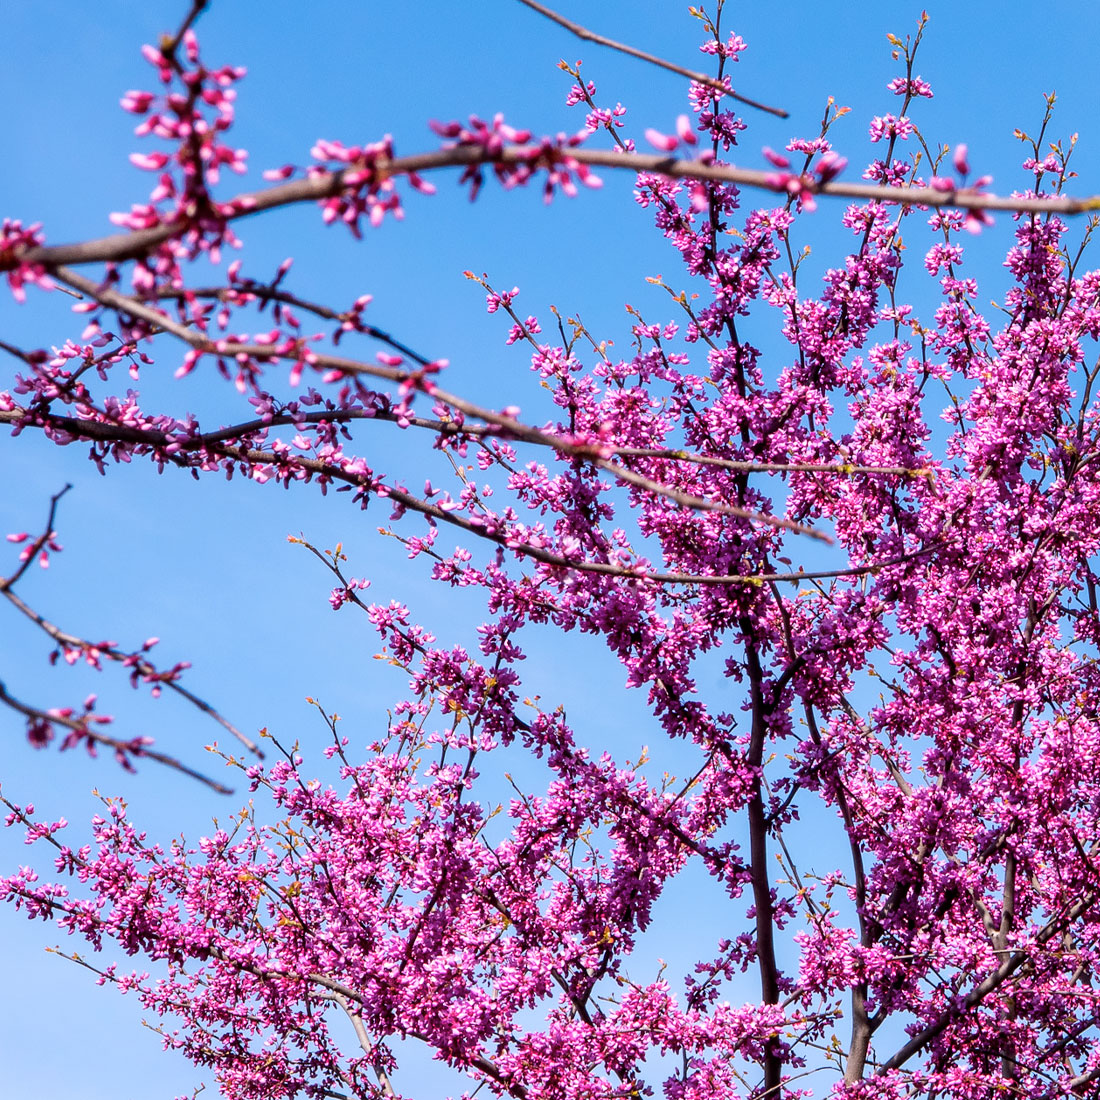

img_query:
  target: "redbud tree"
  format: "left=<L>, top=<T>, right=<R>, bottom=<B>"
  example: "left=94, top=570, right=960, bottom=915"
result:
left=4, top=2, right=1100, bottom=1098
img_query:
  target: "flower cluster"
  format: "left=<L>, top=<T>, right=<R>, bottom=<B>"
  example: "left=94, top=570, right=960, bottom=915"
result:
left=114, top=28, right=248, bottom=284
left=0, top=218, right=50, bottom=302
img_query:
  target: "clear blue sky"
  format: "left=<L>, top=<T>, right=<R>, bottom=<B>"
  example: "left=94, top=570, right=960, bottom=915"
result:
left=2, top=2, right=1099, bottom=1097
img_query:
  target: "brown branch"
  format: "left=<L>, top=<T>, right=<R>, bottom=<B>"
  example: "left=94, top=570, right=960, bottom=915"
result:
left=741, top=624, right=782, bottom=1095
left=21, top=145, right=1100, bottom=272
left=515, top=0, right=789, bottom=118
left=1, top=483, right=71, bottom=593
left=31, top=396, right=921, bottom=481
left=316, top=989, right=398, bottom=1100
left=1, top=401, right=932, bottom=586
left=1, top=586, right=261, bottom=758
left=1, top=483, right=259, bottom=758
left=608, top=449, right=929, bottom=478
left=0, top=337, right=41, bottom=366
left=0, top=680, right=233, bottom=793
left=159, top=0, right=210, bottom=61
left=45, top=267, right=834, bottom=543
left=145, top=283, right=433, bottom=366
left=876, top=890, right=1099, bottom=1075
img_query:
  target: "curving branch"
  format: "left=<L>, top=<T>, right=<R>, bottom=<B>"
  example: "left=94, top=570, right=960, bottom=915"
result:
left=144, top=282, right=434, bottom=367
left=876, top=890, right=1099, bottom=1075
left=18, top=144, right=1100, bottom=274
left=0, top=484, right=71, bottom=593
left=1, top=485, right=260, bottom=760
left=0, top=399, right=933, bottom=587
left=1, top=585, right=261, bottom=758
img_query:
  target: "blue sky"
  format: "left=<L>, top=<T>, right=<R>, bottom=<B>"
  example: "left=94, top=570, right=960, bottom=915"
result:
left=2, top=1, right=1100, bottom=1097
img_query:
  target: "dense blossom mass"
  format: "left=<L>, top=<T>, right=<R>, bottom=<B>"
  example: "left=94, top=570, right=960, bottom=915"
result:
left=4, top=3, right=1100, bottom=1099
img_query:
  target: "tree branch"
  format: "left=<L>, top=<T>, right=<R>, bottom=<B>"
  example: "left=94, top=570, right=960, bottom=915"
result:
left=1, top=485, right=259, bottom=759
left=515, top=0, right=789, bottom=118
left=20, top=145, right=1100, bottom=271
left=0, top=680, right=233, bottom=793
left=876, top=891, right=1099, bottom=1075
left=1, top=585, right=261, bottom=758
left=0, top=400, right=937, bottom=586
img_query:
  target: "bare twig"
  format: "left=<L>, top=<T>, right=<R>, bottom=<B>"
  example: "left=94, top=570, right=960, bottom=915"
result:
left=515, top=0, right=789, bottom=118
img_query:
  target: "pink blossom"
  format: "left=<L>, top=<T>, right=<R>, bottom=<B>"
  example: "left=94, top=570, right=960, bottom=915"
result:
left=645, top=127, right=679, bottom=152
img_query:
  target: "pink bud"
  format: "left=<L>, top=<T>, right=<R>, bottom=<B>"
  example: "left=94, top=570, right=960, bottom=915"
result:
left=645, top=129, right=679, bottom=153
left=953, top=143, right=969, bottom=176
left=120, top=90, right=155, bottom=115
left=816, top=152, right=847, bottom=182
left=429, top=119, right=464, bottom=139
left=675, top=115, right=698, bottom=146
left=129, top=152, right=170, bottom=171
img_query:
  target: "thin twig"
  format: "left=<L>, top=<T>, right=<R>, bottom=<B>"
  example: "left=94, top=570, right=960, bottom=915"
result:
left=0, top=484, right=71, bottom=593
left=159, top=0, right=210, bottom=60
left=0, top=680, right=233, bottom=793
left=0, top=337, right=41, bottom=366
left=1, top=484, right=259, bottom=757
left=146, top=283, right=433, bottom=366
left=515, top=0, right=789, bottom=118
left=1, top=586, right=261, bottom=757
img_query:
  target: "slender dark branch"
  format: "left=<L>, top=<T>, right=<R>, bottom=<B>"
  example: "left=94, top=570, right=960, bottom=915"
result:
left=0, top=402, right=935, bottom=586
left=44, top=267, right=833, bottom=543
left=803, top=702, right=873, bottom=1083
left=13, top=394, right=920, bottom=480
left=145, top=283, right=433, bottom=366
left=0, top=337, right=41, bottom=366
left=0, top=680, right=233, bottom=793
left=1, top=586, right=261, bottom=757
left=610, top=448, right=929, bottom=477
left=740, top=622, right=782, bottom=1095
left=1, top=484, right=258, bottom=757
left=515, top=0, right=789, bottom=118
left=0, top=483, right=71, bottom=593
left=159, top=0, right=210, bottom=60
